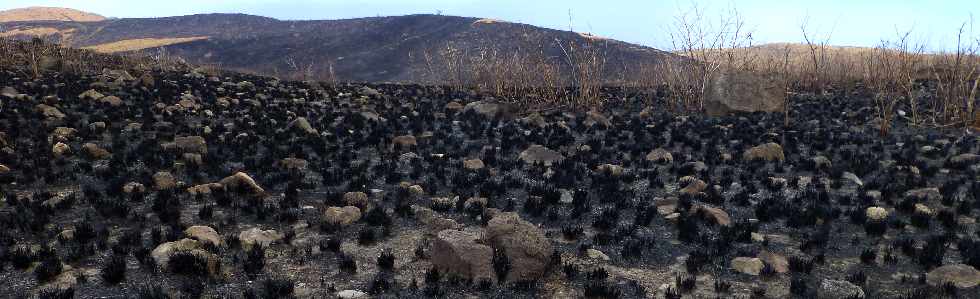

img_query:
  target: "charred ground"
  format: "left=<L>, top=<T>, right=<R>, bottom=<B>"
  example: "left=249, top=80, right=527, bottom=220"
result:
left=0, top=45, right=978, bottom=299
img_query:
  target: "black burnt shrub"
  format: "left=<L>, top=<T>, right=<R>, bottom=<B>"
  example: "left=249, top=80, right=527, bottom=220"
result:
left=364, top=207, right=392, bottom=227
left=860, top=247, right=877, bottom=264
left=369, top=273, right=394, bottom=295
left=675, top=274, right=696, bottom=293
left=492, top=246, right=510, bottom=283
left=357, top=227, right=377, bottom=245
left=168, top=250, right=213, bottom=276
left=910, top=210, right=931, bottom=228
left=562, top=225, right=583, bottom=240
left=592, top=209, right=619, bottom=231
left=714, top=279, right=731, bottom=293
left=918, top=234, right=950, bottom=269
left=35, top=254, right=64, bottom=283
left=790, top=275, right=812, bottom=297
left=100, top=254, right=127, bottom=284
left=260, top=276, right=295, bottom=299
left=377, top=250, right=395, bottom=271
left=583, top=281, right=621, bottom=299
left=243, top=244, right=266, bottom=276
left=37, top=287, right=74, bottom=299
left=338, top=252, right=357, bottom=273
left=586, top=267, right=609, bottom=281
left=789, top=256, right=814, bottom=274
left=563, top=263, right=580, bottom=279
left=10, top=245, right=36, bottom=269
left=846, top=270, right=867, bottom=286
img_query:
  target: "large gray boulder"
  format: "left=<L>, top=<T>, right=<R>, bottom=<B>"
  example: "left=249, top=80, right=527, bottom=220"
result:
left=484, top=212, right=553, bottom=282
left=431, top=229, right=496, bottom=283
left=704, top=69, right=784, bottom=116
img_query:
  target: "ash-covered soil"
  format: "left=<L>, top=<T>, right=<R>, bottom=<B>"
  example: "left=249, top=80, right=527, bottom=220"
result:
left=0, top=69, right=978, bottom=299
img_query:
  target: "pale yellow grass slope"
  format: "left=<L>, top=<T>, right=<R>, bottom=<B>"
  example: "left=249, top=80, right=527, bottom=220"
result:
left=0, top=7, right=106, bottom=22
left=83, top=37, right=210, bottom=53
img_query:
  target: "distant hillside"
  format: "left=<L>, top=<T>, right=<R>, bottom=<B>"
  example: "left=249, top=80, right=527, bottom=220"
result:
left=0, top=11, right=680, bottom=84
left=0, top=7, right=105, bottom=22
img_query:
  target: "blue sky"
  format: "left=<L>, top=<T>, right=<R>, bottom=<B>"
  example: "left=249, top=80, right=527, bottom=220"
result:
left=2, top=0, right=977, bottom=50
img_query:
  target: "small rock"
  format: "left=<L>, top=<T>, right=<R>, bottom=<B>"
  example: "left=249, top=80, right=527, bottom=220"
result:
left=758, top=251, right=789, bottom=273
left=153, top=171, right=177, bottom=190
left=324, top=206, right=362, bottom=226
left=595, top=164, right=624, bottom=176
left=52, top=142, right=70, bottom=157
left=906, top=187, right=942, bottom=201
left=337, top=290, right=368, bottom=299
left=184, top=226, right=223, bottom=247
left=646, top=148, right=673, bottom=163
left=731, top=257, right=765, bottom=275
left=743, top=143, right=785, bottom=162
left=219, top=172, right=265, bottom=196
left=238, top=228, right=284, bottom=249
left=586, top=249, right=610, bottom=261
left=519, top=145, right=564, bottom=166
left=819, top=279, right=865, bottom=299
left=866, top=207, right=889, bottom=221
left=463, top=158, right=485, bottom=170
left=392, top=135, right=417, bottom=148
left=343, top=192, right=371, bottom=210
left=927, top=264, right=980, bottom=289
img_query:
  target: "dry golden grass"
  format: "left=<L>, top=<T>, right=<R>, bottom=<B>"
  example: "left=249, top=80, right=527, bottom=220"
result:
left=0, top=7, right=105, bottom=22
left=472, top=18, right=506, bottom=25
left=83, top=36, right=209, bottom=53
left=0, top=27, right=74, bottom=38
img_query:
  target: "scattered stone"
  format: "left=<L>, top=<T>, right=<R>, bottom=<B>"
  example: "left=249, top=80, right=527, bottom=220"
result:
left=758, top=251, right=789, bottom=273
left=743, top=142, right=785, bottom=162
left=276, top=157, right=308, bottom=171
left=519, top=144, right=564, bottom=166
left=78, top=89, right=105, bottom=100
left=819, top=279, right=865, bottom=299
left=731, top=257, right=765, bottom=275
left=184, top=226, right=223, bottom=247
left=337, top=290, right=368, bottom=299
left=289, top=117, right=318, bottom=135
left=586, top=249, right=610, bottom=261
left=595, top=164, right=624, bottom=176
left=680, top=178, right=707, bottom=196
left=392, top=135, right=417, bottom=148
left=82, top=142, right=111, bottom=160
left=324, top=206, right=362, bottom=226
left=866, top=207, right=889, bottom=221
left=914, top=203, right=934, bottom=215
left=36, top=104, right=66, bottom=119
left=646, top=148, right=673, bottom=163
left=343, top=192, right=371, bottom=210
left=584, top=109, right=611, bottom=127
left=950, top=154, right=980, bottom=167
left=926, top=264, right=980, bottom=289
left=463, top=158, right=485, bottom=170
left=218, top=172, right=265, bottom=196
left=696, top=204, right=731, bottom=226
left=842, top=172, right=863, bottom=186
left=812, top=156, right=832, bottom=169
left=122, top=182, right=145, bottom=194
left=238, top=228, right=284, bottom=249
left=153, top=171, right=177, bottom=190
left=906, top=187, right=942, bottom=202
left=52, top=142, right=71, bottom=158
left=187, top=183, right=223, bottom=195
